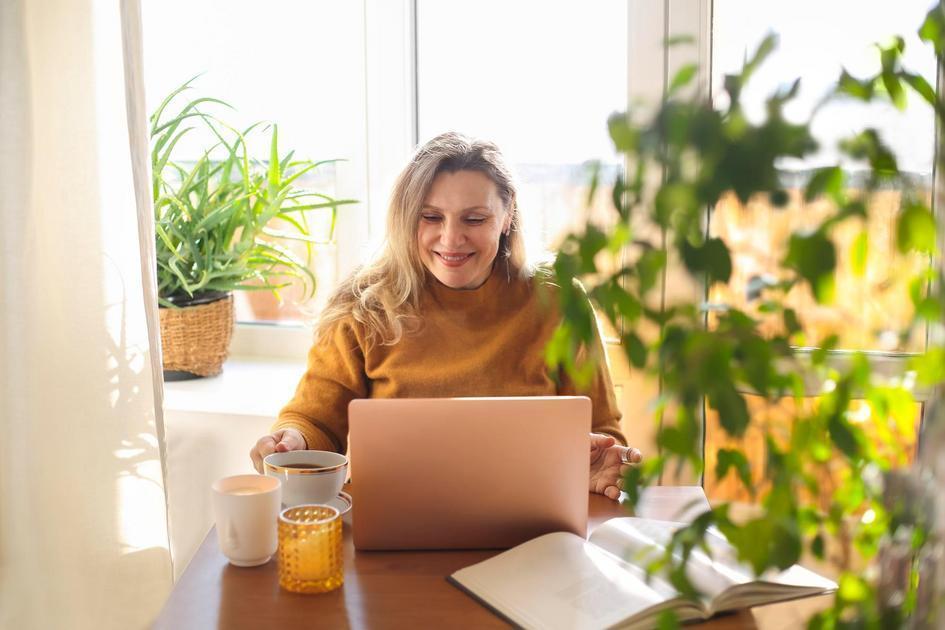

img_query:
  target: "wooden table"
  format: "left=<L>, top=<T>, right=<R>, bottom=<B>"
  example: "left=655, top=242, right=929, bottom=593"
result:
left=153, top=486, right=830, bottom=629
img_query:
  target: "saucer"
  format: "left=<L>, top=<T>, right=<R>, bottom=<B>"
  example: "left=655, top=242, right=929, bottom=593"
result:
left=326, top=491, right=352, bottom=516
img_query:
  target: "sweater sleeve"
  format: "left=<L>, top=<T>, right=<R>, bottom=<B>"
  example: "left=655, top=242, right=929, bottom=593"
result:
left=272, top=319, right=368, bottom=454
left=556, top=301, right=627, bottom=446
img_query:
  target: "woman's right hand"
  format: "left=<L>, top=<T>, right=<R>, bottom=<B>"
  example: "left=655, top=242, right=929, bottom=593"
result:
left=250, top=428, right=306, bottom=473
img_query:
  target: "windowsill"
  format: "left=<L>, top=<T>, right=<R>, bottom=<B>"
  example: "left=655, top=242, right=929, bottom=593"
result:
left=162, top=355, right=306, bottom=417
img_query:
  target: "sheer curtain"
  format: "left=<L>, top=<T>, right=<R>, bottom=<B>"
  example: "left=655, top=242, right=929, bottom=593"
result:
left=0, top=1, right=173, bottom=628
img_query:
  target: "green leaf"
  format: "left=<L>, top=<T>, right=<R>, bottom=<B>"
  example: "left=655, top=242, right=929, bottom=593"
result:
left=838, top=574, right=869, bottom=603
left=769, top=520, right=802, bottom=569
left=716, top=448, right=752, bottom=489
left=578, top=224, right=609, bottom=273
left=656, top=610, right=680, bottom=630
left=607, top=112, right=638, bottom=152
left=681, top=237, right=732, bottom=285
left=664, top=34, right=695, bottom=47
left=783, top=308, right=801, bottom=336
left=149, top=74, right=202, bottom=131
left=909, top=347, right=945, bottom=387
left=268, top=124, right=281, bottom=195
left=606, top=222, right=632, bottom=254
left=836, top=69, right=874, bottom=101
left=901, top=72, right=937, bottom=107
left=723, top=73, right=743, bottom=107
left=811, top=533, right=825, bottom=560
left=785, top=231, right=836, bottom=302
left=896, top=201, right=937, bottom=254
left=720, top=517, right=773, bottom=575
left=658, top=425, right=695, bottom=456
left=743, top=33, right=778, bottom=82
left=585, top=160, right=601, bottom=208
left=708, top=386, right=749, bottom=437
left=804, top=167, right=844, bottom=202
left=654, top=183, right=698, bottom=228
left=877, top=38, right=907, bottom=109
left=850, top=230, right=869, bottom=277
left=668, top=63, right=698, bottom=96
left=623, top=332, right=647, bottom=368
left=838, top=129, right=898, bottom=176
left=828, top=413, right=862, bottom=459
left=611, top=173, right=630, bottom=221
left=919, top=4, right=945, bottom=57
left=636, top=249, right=666, bottom=295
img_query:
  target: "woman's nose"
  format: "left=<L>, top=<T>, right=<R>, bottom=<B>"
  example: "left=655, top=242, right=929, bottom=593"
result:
left=440, top=219, right=466, bottom=247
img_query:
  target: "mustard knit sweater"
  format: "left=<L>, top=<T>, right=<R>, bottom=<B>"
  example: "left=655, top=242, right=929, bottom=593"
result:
left=273, top=265, right=626, bottom=452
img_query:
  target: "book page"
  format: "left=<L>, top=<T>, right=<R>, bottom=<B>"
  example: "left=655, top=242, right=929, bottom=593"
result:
left=449, top=532, right=706, bottom=630
left=589, top=518, right=749, bottom=601
left=713, top=564, right=838, bottom=612
left=589, top=518, right=836, bottom=611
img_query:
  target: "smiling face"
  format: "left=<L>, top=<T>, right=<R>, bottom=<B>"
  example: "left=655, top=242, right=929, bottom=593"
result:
left=417, top=169, right=512, bottom=290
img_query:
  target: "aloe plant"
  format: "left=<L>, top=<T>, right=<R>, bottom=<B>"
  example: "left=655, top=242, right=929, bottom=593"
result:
left=150, top=78, right=355, bottom=307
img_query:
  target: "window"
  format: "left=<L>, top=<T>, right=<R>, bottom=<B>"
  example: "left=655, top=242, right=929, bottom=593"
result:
left=416, top=0, right=628, bottom=262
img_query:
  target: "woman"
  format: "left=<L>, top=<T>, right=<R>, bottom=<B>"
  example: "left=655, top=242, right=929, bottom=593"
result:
left=250, top=132, right=641, bottom=500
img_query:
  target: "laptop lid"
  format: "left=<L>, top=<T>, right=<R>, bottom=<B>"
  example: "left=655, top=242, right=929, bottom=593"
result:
left=349, top=396, right=590, bottom=550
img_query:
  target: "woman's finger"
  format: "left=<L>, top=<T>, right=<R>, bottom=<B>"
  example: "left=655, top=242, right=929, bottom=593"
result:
left=250, top=435, right=278, bottom=473
left=620, top=446, right=643, bottom=464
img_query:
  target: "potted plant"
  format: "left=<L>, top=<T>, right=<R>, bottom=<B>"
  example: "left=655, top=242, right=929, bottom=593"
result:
left=550, top=6, right=945, bottom=627
left=151, top=78, right=354, bottom=378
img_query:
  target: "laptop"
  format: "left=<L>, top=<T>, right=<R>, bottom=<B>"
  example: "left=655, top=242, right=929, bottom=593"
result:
left=348, top=396, right=591, bottom=550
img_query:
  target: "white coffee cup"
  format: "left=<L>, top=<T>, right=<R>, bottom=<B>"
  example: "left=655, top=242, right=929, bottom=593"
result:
left=264, top=450, right=348, bottom=508
left=211, top=474, right=281, bottom=567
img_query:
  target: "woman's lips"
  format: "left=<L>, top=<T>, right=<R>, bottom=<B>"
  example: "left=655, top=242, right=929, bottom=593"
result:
left=434, top=251, right=474, bottom=267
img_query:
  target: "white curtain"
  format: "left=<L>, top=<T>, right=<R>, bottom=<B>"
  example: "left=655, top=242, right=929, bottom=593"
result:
left=0, top=0, right=173, bottom=628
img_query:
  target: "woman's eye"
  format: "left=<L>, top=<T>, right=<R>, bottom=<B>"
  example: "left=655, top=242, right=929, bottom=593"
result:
left=421, top=214, right=442, bottom=222
left=465, top=217, right=486, bottom=225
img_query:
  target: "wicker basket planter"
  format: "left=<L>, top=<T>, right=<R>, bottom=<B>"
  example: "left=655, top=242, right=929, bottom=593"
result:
left=159, top=292, right=234, bottom=378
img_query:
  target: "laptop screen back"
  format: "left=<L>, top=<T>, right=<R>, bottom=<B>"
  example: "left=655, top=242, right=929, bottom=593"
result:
left=349, top=396, right=590, bottom=550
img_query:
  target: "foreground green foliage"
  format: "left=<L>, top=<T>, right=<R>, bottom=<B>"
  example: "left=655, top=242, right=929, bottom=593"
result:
left=151, top=78, right=356, bottom=307
left=551, top=5, right=945, bottom=627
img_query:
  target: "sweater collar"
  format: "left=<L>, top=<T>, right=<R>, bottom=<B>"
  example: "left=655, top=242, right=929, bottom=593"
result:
left=424, top=258, right=511, bottom=308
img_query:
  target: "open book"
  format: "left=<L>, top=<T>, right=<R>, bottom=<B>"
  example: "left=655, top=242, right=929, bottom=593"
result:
left=448, top=517, right=836, bottom=630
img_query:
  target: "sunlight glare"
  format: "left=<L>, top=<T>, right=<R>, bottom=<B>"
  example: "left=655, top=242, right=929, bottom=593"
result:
left=117, top=459, right=169, bottom=552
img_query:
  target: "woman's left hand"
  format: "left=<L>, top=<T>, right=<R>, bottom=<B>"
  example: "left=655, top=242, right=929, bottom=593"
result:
left=589, top=432, right=642, bottom=501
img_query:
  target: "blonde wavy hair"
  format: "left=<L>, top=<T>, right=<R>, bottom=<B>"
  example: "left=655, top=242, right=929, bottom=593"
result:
left=316, top=132, right=529, bottom=347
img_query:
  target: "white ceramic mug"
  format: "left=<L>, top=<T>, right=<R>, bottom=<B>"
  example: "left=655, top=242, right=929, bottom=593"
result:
left=264, top=450, right=348, bottom=508
left=211, top=474, right=281, bottom=567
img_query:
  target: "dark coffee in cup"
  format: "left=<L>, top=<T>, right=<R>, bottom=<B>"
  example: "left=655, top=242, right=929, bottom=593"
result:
left=264, top=450, right=349, bottom=506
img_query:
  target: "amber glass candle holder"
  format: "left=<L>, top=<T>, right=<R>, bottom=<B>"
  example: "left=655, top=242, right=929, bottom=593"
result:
left=277, top=504, right=343, bottom=594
